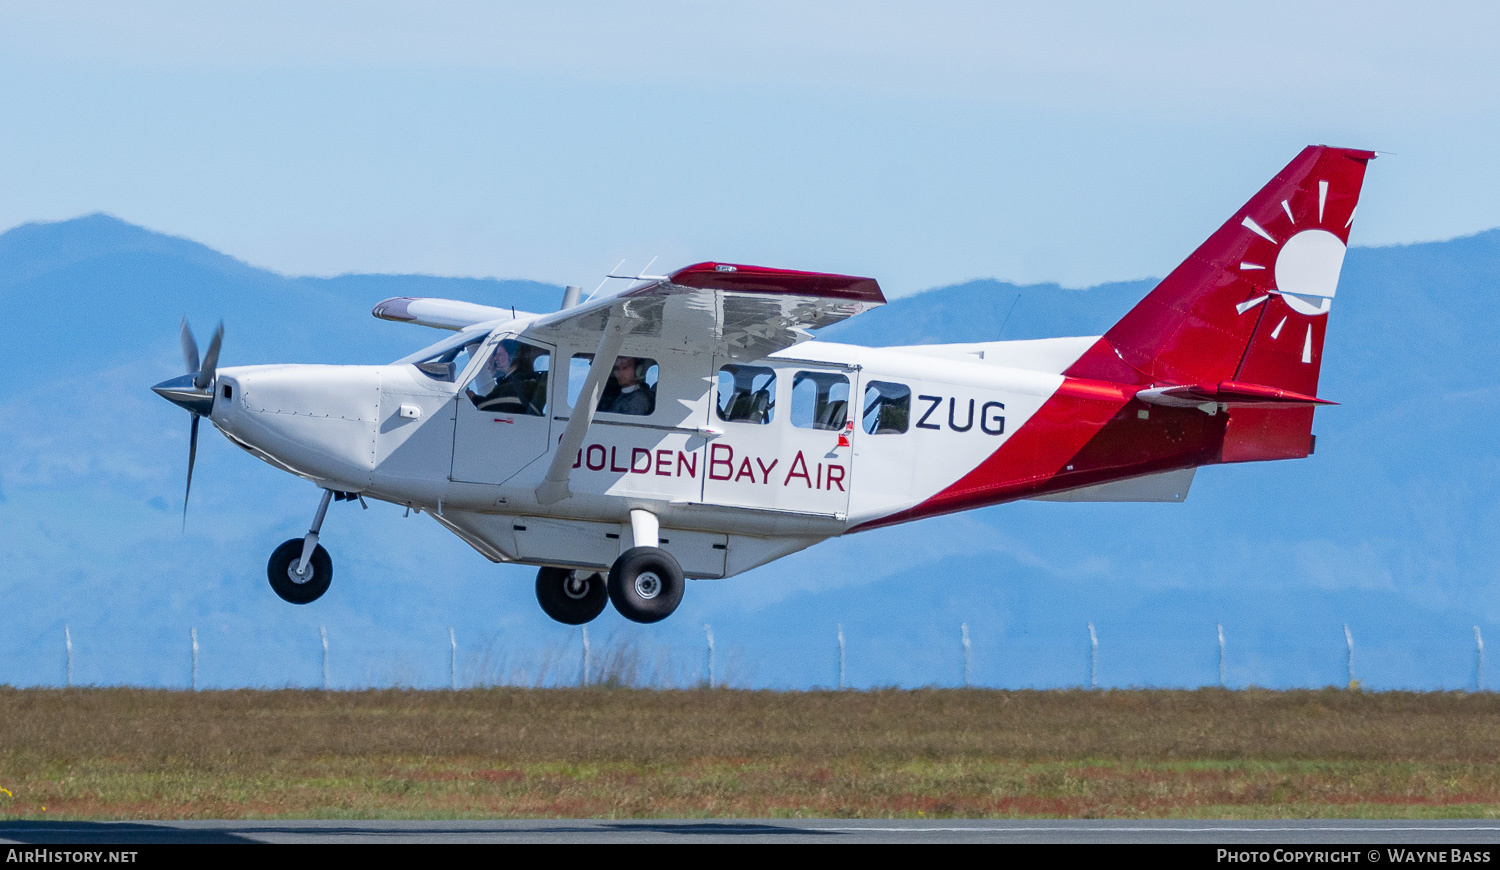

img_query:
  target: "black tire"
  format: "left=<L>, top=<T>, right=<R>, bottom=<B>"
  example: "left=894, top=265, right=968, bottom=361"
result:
left=607, top=547, right=684, bottom=624
left=535, top=567, right=608, bottom=625
left=267, top=538, right=333, bottom=604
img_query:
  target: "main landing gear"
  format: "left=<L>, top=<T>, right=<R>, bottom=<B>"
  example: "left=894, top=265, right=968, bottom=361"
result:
left=607, top=546, right=684, bottom=624
left=267, top=489, right=350, bottom=605
left=535, top=567, right=608, bottom=625
left=535, top=509, right=686, bottom=625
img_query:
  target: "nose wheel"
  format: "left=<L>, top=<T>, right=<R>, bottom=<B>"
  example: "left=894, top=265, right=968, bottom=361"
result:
left=267, top=538, right=333, bottom=604
left=266, top=489, right=339, bottom=604
left=535, top=567, right=608, bottom=624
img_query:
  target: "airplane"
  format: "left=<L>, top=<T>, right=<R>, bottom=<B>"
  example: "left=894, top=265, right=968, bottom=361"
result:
left=152, top=145, right=1374, bottom=625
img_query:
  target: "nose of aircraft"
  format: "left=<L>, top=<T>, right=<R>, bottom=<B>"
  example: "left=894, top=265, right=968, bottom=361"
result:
left=152, top=373, right=215, bottom=417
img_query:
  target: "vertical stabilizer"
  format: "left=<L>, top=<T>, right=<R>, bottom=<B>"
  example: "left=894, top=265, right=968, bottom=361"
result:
left=1066, top=146, right=1375, bottom=398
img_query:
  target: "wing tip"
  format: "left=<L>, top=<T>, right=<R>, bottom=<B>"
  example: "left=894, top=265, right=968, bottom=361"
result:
left=669, top=261, right=885, bottom=304
left=372, top=296, right=417, bottom=322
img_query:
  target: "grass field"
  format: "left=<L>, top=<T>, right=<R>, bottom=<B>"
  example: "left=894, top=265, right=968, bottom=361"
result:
left=1, top=687, right=1497, bottom=820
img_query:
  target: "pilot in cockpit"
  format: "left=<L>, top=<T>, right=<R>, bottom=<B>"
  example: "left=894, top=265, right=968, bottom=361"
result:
left=467, top=340, right=544, bottom=415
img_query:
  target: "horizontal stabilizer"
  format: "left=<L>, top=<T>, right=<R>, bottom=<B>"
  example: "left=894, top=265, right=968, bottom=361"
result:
left=372, top=297, right=533, bottom=331
left=1136, top=380, right=1335, bottom=410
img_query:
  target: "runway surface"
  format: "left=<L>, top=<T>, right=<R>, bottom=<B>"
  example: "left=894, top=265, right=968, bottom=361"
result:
left=2, top=819, right=1499, bottom=844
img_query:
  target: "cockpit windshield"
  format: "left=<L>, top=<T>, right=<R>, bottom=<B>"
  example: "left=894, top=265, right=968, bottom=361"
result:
left=395, top=328, right=490, bottom=382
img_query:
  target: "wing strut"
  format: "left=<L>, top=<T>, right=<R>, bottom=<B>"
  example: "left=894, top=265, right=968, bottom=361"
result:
left=535, top=306, right=630, bottom=505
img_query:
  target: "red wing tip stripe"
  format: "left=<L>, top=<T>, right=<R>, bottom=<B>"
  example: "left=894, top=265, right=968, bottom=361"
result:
left=667, top=262, right=885, bottom=304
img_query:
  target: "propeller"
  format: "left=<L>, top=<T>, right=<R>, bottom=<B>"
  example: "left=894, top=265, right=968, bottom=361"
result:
left=196, top=321, right=224, bottom=389
left=179, top=318, right=199, bottom=378
left=154, top=319, right=224, bottom=528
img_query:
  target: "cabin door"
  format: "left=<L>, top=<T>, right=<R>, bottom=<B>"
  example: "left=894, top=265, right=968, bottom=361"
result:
left=700, top=359, right=856, bottom=519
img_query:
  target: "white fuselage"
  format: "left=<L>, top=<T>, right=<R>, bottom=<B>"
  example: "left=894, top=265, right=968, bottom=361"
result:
left=209, top=327, right=1097, bottom=579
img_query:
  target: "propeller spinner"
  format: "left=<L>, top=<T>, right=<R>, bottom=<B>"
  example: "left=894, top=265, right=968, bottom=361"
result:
left=152, top=319, right=223, bottom=527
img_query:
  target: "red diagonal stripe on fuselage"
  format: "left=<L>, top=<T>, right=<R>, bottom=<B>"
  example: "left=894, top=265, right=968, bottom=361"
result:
left=853, top=379, right=1134, bottom=531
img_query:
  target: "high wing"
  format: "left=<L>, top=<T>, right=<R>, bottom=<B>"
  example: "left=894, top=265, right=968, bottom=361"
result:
left=371, top=262, right=883, bottom=352
left=372, top=297, right=533, bottom=331
left=529, top=261, right=883, bottom=505
left=520, top=261, right=884, bottom=362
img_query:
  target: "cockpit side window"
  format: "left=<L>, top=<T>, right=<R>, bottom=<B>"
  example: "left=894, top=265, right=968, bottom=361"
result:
left=465, top=338, right=550, bottom=416
left=862, top=381, right=910, bottom=434
left=716, top=364, right=776, bottom=424
left=403, top=332, right=486, bottom=382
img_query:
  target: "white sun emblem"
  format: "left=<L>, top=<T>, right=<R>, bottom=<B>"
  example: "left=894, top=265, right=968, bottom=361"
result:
left=1237, top=179, right=1350, bottom=317
left=1274, top=229, right=1345, bottom=315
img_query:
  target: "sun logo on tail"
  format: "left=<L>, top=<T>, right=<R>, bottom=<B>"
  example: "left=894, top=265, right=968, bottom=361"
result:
left=1237, top=179, right=1352, bottom=317
left=1232, top=177, right=1358, bottom=365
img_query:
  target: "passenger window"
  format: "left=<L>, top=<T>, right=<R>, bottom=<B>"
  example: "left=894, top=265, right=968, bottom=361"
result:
left=465, top=338, right=550, bottom=416
left=569, top=354, right=658, bottom=416
left=862, top=381, right=910, bottom=434
left=791, top=372, right=850, bottom=431
left=716, top=364, right=776, bottom=424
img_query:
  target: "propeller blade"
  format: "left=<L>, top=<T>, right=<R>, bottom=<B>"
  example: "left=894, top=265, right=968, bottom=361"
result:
left=180, top=318, right=200, bottom=376
left=183, top=414, right=199, bottom=531
left=195, top=322, right=224, bottom=389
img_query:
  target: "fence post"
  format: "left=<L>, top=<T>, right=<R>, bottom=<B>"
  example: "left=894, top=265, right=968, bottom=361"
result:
left=581, top=625, right=591, bottom=687
left=1476, top=626, right=1485, bottom=692
left=191, top=626, right=199, bottom=692
left=449, top=627, right=457, bottom=691
left=704, top=624, right=715, bottom=689
left=961, top=622, right=971, bottom=688
left=1217, top=623, right=1226, bottom=689
left=837, top=624, right=846, bottom=690
left=1088, top=622, right=1098, bottom=689
left=320, top=625, right=329, bottom=690
left=1344, top=624, right=1355, bottom=689
left=64, top=624, right=72, bottom=688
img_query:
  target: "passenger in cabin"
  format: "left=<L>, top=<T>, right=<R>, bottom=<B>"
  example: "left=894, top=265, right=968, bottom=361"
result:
left=468, top=339, right=545, bottom=415
left=600, top=356, right=655, bottom=416
left=717, top=364, right=775, bottom=424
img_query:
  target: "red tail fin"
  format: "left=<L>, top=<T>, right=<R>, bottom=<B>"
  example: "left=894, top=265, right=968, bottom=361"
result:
left=1065, top=146, right=1375, bottom=397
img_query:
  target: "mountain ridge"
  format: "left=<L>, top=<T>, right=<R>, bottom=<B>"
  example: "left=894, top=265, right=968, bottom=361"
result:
left=0, top=214, right=1496, bottom=690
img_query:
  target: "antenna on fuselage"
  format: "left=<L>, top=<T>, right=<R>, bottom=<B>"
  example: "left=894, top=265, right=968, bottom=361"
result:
left=560, top=285, right=582, bottom=310
left=606, top=255, right=667, bottom=282
left=996, top=292, right=1022, bottom=340
left=586, top=259, right=628, bottom=302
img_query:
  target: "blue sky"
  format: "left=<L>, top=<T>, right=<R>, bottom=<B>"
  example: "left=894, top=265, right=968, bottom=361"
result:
left=3, top=4, right=1500, bottom=689
left=4, top=1, right=1500, bottom=295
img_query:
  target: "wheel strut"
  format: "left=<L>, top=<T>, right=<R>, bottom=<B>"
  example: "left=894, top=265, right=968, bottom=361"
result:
left=295, top=489, right=334, bottom=579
